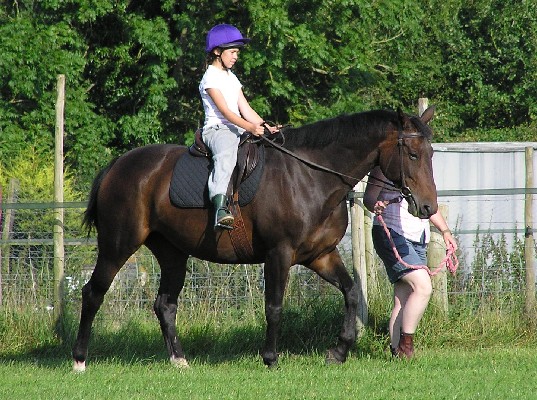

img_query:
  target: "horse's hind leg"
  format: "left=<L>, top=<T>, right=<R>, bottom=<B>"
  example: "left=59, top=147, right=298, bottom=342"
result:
left=72, top=251, right=131, bottom=372
left=145, top=234, right=189, bottom=367
left=307, top=249, right=359, bottom=364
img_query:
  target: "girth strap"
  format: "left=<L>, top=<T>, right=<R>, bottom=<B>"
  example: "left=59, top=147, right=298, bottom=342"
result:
left=228, top=191, right=254, bottom=260
left=223, top=137, right=257, bottom=261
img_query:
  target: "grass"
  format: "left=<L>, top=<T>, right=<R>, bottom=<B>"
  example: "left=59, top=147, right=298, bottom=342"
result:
left=1, top=349, right=535, bottom=399
left=2, top=297, right=537, bottom=399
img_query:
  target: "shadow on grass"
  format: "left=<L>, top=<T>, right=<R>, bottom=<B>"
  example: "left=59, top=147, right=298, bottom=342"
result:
left=3, top=298, right=390, bottom=367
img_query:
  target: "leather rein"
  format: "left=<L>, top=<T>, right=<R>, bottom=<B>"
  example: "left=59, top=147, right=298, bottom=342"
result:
left=259, top=123, right=426, bottom=200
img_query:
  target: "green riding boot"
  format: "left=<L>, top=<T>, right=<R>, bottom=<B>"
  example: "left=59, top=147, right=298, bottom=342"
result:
left=212, top=194, right=234, bottom=230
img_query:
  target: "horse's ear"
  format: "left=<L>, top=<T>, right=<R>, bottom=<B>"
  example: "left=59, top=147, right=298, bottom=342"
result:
left=397, top=107, right=412, bottom=129
left=420, top=106, right=436, bottom=125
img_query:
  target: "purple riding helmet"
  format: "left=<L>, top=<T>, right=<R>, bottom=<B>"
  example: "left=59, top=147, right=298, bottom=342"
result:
left=205, top=24, right=250, bottom=53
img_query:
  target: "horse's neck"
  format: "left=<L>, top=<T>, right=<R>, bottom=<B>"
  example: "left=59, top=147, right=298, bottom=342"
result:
left=298, top=140, right=379, bottom=184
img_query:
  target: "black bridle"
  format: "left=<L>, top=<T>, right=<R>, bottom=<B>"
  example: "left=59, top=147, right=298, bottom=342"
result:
left=364, top=128, right=426, bottom=208
left=397, top=128, right=423, bottom=201
left=395, top=129, right=427, bottom=206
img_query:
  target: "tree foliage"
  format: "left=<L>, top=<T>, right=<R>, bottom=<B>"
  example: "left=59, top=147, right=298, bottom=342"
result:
left=0, top=0, right=536, bottom=191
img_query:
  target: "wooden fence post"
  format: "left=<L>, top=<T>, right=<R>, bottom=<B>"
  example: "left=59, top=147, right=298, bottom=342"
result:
left=1, top=179, right=19, bottom=303
left=419, top=97, right=450, bottom=313
left=418, top=98, right=429, bottom=116
left=524, top=146, right=536, bottom=316
left=429, top=204, right=449, bottom=315
left=350, top=187, right=368, bottom=335
left=53, top=74, right=65, bottom=326
left=363, top=207, right=378, bottom=297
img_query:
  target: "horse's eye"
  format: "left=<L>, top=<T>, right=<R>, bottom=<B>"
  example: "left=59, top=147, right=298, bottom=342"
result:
left=409, top=153, right=418, bottom=161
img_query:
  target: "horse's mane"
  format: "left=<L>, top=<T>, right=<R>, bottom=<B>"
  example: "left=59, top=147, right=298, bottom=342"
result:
left=280, top=109, right=431, bottom=150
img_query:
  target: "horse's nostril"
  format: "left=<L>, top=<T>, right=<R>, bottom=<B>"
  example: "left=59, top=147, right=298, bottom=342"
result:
left=424, top=204, right=432, bottom=215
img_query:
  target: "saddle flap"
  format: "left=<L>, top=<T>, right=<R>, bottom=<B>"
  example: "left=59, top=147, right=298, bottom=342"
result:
left=238, top=141, right=259, bottom=178
left=189, top=129, right=260, bottom=183
left=169, top=145, right=265, bottom=209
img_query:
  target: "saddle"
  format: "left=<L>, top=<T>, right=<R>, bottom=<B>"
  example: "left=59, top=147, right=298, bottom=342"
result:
left=189, top=129, right=261, bottom=188
left=170, top=130, right=265, bottom=261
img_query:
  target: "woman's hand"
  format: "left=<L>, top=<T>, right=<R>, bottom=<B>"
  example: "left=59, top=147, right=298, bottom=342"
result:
left=373, top=200, right=389, bottom=215
left=442, top=230, right=458, bottom=251
left=250, top=122, right=281, bottom=136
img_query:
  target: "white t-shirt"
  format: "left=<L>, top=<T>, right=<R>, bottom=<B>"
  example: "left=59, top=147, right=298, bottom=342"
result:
left=373, top=183, right=431, bottom=243
left=199, top=65, right=242, bottom=129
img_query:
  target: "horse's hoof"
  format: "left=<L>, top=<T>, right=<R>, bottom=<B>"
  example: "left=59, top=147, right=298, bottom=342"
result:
left=171, top=356, right=190, bottom=368
left=264, top=361, right=278, bottom=369
left=325, top=349, right=344, bottom=365
left=262, top=355, right=278, bottom=369
left=73, top=360, right=86, bottom=373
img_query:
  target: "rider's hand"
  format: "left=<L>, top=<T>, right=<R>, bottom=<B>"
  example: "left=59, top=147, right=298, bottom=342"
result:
left=266, top=124, right=281, bottom=134
left=250, top=122, right=265, bottom=137
left=259, top=121, right=282, bottom=135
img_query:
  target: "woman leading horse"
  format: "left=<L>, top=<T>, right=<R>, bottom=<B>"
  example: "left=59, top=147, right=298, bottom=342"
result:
left=72, top=107, right=438, bottom=371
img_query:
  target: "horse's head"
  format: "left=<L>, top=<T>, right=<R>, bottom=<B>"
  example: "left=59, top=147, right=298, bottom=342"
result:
left=378, top=107, right=438, bottom=219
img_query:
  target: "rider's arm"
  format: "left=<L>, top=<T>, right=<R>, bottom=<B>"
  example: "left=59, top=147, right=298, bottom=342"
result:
left=237, top=90, right=280, bottom=134
left=206, top=88, right=265, bottom=136
left=237, top=90, right=264, bottom=125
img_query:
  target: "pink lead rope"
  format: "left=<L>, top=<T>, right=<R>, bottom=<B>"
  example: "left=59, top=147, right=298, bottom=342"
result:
left=377, top=215, right=459, bottom=276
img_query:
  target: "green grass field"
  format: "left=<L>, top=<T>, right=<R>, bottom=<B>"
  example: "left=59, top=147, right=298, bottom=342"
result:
left=2, top=298, right=537, bottom=400
left=1, top=348, right=535, bottom=399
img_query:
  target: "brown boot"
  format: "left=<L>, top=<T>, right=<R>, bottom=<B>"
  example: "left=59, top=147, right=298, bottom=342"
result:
left=395, top=332, right=414, bottom=359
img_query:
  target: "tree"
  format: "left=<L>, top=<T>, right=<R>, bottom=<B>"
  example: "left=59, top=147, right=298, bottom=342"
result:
left=423, top=0, right=537, bottom=139
left=1, top=0, right=536, bottom=192
left=0, top=2, right=113, bottom=189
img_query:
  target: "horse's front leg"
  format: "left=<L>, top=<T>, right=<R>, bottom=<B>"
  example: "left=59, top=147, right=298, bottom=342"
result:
left=261, top=249, right=292, bottom=368
left=153, top=293, right=188, bottom=368
left=308, top=249, right=359, bottom=364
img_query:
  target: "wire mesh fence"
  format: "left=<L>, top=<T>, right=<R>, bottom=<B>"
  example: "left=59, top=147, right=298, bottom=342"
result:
left=0, top=195, right=535, bottom=319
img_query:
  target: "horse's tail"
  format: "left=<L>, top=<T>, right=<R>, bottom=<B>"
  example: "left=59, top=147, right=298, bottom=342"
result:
left=82, top=158, right=118, bottom=235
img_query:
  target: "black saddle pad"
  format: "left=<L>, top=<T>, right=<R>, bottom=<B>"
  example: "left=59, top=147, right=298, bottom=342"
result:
left=169, top=145, right=265, bottom=208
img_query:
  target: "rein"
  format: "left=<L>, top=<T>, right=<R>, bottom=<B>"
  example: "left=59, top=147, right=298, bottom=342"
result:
left=258, top=124, right=418, bottom=195
left=258, top=133, right=364, bottom=184
left=376, top=214, right=459, bottom=276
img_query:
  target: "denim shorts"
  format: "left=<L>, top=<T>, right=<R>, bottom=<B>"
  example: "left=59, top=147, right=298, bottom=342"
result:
left=372, top=225, right=427, bottom=284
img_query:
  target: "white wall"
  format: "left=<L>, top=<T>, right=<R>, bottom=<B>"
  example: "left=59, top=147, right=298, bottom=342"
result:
left=431, top=142, right=537, bottom=267
left=348, top=142, right=537, bottom=270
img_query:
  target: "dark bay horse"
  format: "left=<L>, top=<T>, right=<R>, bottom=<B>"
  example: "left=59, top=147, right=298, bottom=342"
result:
left=72, top=107, right=438, bottom=371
